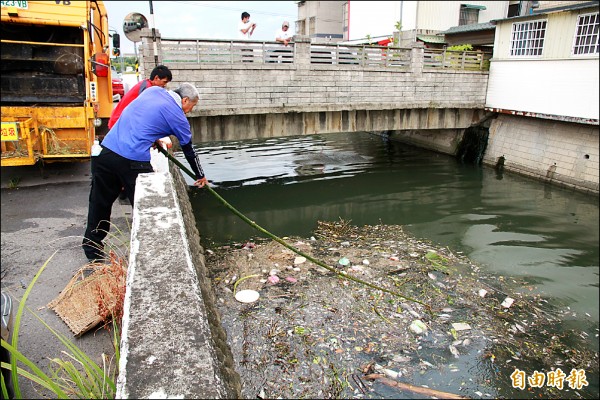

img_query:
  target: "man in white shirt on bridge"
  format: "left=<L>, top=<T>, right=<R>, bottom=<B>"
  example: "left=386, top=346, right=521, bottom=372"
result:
left=273, top=21, right=293, bottom=63
left=238, top=11, right=256, bottom=39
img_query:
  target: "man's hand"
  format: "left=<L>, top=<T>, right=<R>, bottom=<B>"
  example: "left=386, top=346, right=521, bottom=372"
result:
left=194, top=177, right=208, bottom=188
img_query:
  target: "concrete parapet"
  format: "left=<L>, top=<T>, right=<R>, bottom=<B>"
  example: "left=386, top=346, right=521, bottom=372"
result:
left=116, top=156, right=241, bottom=399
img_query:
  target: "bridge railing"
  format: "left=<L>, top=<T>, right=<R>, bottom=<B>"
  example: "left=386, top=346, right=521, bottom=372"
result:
left=157, top=37, right=490, bottom=71
left=423, top=48, right=492, bottom=70
left=161, top=38, right=295, bottom=64
left=310, top=44, right=411, bottom=68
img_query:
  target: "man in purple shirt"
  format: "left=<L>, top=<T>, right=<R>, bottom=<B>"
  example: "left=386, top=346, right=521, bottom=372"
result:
left=82, top=83, right=207, bottom=262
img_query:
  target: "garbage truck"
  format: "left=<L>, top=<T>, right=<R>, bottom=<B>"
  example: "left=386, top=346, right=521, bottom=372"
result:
left=1, top=0, right=117, bottom=166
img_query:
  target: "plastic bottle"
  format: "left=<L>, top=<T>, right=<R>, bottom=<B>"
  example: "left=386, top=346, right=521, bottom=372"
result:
left=91, top=139, right=102, bottom=156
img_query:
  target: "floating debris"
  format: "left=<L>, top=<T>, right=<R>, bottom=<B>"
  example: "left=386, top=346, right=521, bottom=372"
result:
left=452, top=322, right=472, bottom=331
left=206, top=220, right=598, bottom=400
left=409, top=320, right=428, bottom=335
left=501, top=296, right=515, bottom=308
left=338, top=257, right=350, bottom=266
left=234, top=289, right=260, bottom=303
left=294, top=256, right=306, bottom=265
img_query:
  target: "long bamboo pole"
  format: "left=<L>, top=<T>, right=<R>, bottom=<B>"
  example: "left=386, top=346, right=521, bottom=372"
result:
left=155, top=143, right=428, bottom=308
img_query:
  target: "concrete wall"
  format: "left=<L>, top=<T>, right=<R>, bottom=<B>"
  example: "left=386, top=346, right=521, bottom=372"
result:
left=191, top=107, right=491, bottom=143
left=483, top=114, right=599, bottom=195
left=116, top=155, right=241, bottom=399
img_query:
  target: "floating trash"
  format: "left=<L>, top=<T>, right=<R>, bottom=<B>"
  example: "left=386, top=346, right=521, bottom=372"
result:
left=267, top=275, right=280, bottom=284
left=362, top=259, right=370, bottom=265
left=409, top=319, right=427, bottom=335
left=234, top=289, right=260, bottom=303
left=451, top=322, right=472, bottom=331
left=285, top=276, right=297, bottom=283
left=338, top=257, right=350, bottom=266
left=479, top=289, right=488, bottom=297
left=501, top=296, right=515, bottom=308
left=448, top=344, right=460, bottom=358
left=294, top=256, right=307, bottom=265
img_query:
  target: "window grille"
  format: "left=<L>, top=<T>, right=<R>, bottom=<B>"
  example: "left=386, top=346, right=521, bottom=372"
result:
left=459, top=5, right=479, bottom=26
left=573, top=12, right=599, bottom=55
left=510, top=19, right=547, bottom=56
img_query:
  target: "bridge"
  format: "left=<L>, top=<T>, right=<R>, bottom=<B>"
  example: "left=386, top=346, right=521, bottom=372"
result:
left=137, top=29, right=492, bottom=153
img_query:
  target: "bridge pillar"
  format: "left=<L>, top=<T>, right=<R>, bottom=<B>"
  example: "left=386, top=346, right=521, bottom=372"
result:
left=410, top=42, right=424, bottom=76
left=293, top=35, right=312, bottom=69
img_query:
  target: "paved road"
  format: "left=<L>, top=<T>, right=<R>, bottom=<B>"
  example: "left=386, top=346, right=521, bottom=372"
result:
left=1, top=161, right=131, bottom=397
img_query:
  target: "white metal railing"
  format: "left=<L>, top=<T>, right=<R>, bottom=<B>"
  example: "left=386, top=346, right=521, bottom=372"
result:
left=310, top=44, right=411, bottom=68
left=158, top=38, right=491, bottom=71
left=423, top=49, right=492, bottom=70
left=161, top=38, right=294, bottom=64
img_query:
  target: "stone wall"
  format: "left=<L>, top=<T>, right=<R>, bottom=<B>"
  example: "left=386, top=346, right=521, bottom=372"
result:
left=483, top=114, right=599, bottom=195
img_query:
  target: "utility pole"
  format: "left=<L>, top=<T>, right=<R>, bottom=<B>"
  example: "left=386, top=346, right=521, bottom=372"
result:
left=149, top=1, right=158, bottom=66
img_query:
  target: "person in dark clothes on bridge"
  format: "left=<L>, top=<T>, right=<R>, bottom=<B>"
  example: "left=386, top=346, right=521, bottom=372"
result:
left=82, top=83, right=207, bottom=262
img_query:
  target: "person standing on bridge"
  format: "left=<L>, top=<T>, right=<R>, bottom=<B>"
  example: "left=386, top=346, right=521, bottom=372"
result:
left=275, top=20, right=293, bottom=46
left=82, top=83, right=207, bottom=262
left=273, top=20, right=293, bottom=63
left=238, top=11, right=256, bottom=39
left=107, top=65, right=172, bottom=130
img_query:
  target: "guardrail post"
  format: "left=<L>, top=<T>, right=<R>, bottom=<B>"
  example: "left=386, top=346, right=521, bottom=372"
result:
left=293, top=35, right=311, bottom=69
left=410, top=42, right=424, bottom=76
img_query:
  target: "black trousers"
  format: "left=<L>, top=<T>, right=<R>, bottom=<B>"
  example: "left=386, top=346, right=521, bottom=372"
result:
left=82, top=147, right=153, bottom=261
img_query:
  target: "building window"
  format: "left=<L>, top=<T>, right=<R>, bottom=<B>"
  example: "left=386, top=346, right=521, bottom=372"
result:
left=459, top=5, right=481, bottom=25
left=573, top=12, right=599, bottom=55
left=507, top=3, right=520, bottom=18
left=510, top=19, right=547, bottom=56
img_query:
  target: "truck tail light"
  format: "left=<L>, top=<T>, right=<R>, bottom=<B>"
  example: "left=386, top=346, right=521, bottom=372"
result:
left=92, top=53, right=109, bottom=77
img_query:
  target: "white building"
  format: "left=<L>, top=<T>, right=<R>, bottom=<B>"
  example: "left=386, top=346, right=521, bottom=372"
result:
left=486, top=1, right=599, bottom=122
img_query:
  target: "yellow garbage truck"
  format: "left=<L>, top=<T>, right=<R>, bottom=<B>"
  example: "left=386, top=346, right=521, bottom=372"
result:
left=1, top=0, right=115, bottom=166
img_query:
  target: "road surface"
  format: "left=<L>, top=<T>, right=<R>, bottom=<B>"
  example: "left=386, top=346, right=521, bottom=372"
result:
left=1, top=161, right=131, bottom=397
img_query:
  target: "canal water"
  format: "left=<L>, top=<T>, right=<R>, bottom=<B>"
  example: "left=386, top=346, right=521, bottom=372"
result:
left=180, top=131, right=598, bottom=397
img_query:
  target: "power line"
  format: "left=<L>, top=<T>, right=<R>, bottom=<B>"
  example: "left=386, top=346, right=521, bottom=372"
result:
left=169, top=1, right=297, bottom=18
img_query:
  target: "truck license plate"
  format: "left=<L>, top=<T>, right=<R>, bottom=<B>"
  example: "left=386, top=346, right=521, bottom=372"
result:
left=0, top=1, right=28, bottom=9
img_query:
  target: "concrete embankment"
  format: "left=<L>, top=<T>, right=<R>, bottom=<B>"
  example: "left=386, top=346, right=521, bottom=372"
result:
left=116, top=154, right=241, bottom=398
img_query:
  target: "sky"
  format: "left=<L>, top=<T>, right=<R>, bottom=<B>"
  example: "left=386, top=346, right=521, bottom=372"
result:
left=104, top=1, right=403, bottom=55
left=104, top=1, right=298, bottom=55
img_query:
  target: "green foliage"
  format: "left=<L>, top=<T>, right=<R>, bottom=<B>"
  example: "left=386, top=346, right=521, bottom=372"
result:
left=447, top=44, right=473, bottom=52
left=109, top=56, right=137, bottom=73
left=0, top=252, right=120, bottom=399
left=395, top=21, right=402, bottom=31
left=7, top=177, right=20, bottom=189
